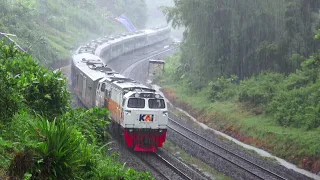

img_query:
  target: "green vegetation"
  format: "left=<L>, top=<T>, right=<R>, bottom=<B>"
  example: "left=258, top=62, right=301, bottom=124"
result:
left=0, top=0, right=148, bottom=66
left=161, top=52, right=320, bottom=172
left=163, top=0, right=320, bottom=83
left=0, top=42, right=153, bottom=179
left=160, top=0, right=320, bottom=172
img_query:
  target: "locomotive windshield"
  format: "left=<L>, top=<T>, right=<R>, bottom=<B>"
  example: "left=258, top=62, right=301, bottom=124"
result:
left=148, top=99, right=165, bottom=109
left=128, top=98, right=145, bottom=108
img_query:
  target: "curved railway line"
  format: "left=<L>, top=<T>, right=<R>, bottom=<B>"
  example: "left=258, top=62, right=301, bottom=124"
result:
left=120, top=46, right=312, bottom=179
left=120, top=46, right=178, bottom=76
left=118, top=42, right=291, bottom=180
left=64, top=31, right=315, bottom=180
left=168, top=117, right=288, bottom=180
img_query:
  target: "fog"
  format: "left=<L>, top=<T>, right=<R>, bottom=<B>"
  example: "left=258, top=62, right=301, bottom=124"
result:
left=145, top=0, right=184, bottom=40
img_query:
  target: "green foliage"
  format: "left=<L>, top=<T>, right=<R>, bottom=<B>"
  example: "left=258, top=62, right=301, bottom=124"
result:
left=7, top=109, right=152, bottom=180
left=268, top=82, right=320, bottom=129
left=25, top=118, right=93, bottom=179
left=0, top=44, right=153, bottom=179
left=160, top=55, right=320, bottom=170
left=163, top=0, right=320, bottom=88
left=0, top=137, right=13, bottom=168
left=267, top=55, right=320, bottom=129
left=162, top=53, right=183, bottom=82
left=96, top=154, right=154, bottom=180
left=63, top=107, right=110, bottom=145
left=0, top=41, right=70, bottom=121
left=0, top=0, right=147, bottom=64
left=238, top=73, right=285, bottom=107
left=5, top=109, right=152, bottom=180
left=208, top=75, right=238, bottom=102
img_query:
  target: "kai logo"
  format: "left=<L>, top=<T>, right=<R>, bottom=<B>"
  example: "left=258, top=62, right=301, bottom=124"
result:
left=139, top=114, right=154, bottom=122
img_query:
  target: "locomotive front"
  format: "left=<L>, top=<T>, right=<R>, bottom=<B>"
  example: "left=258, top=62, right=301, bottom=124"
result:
left=121, top=91, right=168, bottom=152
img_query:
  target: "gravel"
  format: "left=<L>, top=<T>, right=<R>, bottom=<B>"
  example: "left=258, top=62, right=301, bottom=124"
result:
left=63, top=37, right=313, bottom=180
left=107, top=138, right=164, bottom=179
left=156, top=149, right=208, bottom=180
left=167, top=109, right=313, bottom=180
left=116, top=44, right=314, bottom=180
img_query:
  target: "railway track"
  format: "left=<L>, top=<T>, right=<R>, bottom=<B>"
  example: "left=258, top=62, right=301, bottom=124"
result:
left=112, top=40, right=309, bottom=180
left=121, top=45, right=178, bottom=76
left=168, top=117, right=288, bottom=180
left=138, top=152, right=199, bottom=180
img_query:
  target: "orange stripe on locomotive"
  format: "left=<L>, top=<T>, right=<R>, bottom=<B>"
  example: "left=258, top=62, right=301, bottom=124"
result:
left=106, top=98, right=121, bottom=122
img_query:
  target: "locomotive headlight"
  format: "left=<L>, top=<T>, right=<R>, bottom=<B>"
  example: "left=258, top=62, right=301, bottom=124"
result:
left=163, top=111, right=168, bottom=116
left=129, top=129, right=133, bottom=132
left=159, top=129, right=163, bottom=133
left=155, top=94, right=160, bottom=99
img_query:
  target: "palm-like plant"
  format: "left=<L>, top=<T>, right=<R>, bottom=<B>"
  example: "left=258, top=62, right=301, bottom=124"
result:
left=25, top=118, right=92, bottom=180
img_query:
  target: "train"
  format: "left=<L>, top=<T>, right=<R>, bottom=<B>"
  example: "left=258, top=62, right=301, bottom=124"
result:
left=71, top=26, right=171, bottom=152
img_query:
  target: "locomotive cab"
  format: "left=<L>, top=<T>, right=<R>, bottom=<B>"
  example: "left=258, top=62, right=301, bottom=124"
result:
left=121, top=91, right=168, bottom=152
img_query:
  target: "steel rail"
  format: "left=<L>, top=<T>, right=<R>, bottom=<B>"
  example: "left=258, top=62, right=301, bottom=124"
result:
left=120, top=46, right=178, bottom=74
left=168, top=117, right=287, bottom=180
left=138, top=153, right=171, bottom=180
left=154, top=153, right=193, bottom=180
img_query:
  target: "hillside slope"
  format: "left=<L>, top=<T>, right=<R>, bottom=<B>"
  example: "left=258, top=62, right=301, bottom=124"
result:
left=0, top=0, right=147, bottom=66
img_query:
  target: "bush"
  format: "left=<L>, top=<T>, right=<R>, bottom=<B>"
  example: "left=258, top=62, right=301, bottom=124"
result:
left=96, top=153, right=154, bottom=180
left=0, top=43, right=153, bottom=179
left=268, top=81, right=320, bottom=129
left=208, top=75, right=238, bottom=101
left=7, top=110, right=153, bottom=180
left=0, top=41, right=70, bottom=121
left=63, top=107, right=110, bottom=145
left=0, top=64, right=22, bottom=121
left=9, top=112, right=96, bottom=180
left=0, top=137, right=13, bottom=169
left=238, top=72, right=284, bottom=107
left=268, top=56, right=320, bottom=129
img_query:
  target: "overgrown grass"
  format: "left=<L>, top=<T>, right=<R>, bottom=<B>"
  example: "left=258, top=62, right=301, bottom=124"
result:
left=160, top=54, right=320, bottom=172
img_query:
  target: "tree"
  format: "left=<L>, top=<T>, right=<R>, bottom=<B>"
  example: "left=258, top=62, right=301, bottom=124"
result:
left=163, top=0, right=320, bottom=89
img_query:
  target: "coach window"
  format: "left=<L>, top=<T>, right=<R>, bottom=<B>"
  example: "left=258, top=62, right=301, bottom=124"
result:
left=101, top=83, right=106, bottom=92
left=128, top=98, right=145, bottom=108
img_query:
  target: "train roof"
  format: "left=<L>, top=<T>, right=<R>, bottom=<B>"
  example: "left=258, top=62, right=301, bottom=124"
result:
left=72, top=26, right=171, bottom=89
left=73, top=53, right=115, bottom=81
left=124, top=91, right=163, bottom=99
left=101, top=75, right=155, bottom=92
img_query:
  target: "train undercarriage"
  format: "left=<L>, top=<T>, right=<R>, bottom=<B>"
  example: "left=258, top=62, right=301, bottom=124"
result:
left=110, top=121, right=167, bottom=152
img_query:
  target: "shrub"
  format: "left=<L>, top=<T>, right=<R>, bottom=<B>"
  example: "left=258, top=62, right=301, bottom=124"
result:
left=8, top=110, right=153, bottom=180
left=238, top=72, right=284, bottom=107
left=9, top=113, right=95, bottom=180
left=63, top=107, right=110, bottom=145
left=0, top=137, right=13, bottom=169
left=0, top=41, right=70, bottom=120
left=0, top=64, right=22, bottom=121
left=208, top=75, right=238, bottom=101
left=266, top=55, right=320, bottom=129
left=96, top=153, right=154, bottom=180
left=268, top=81, right=320, bottom=129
